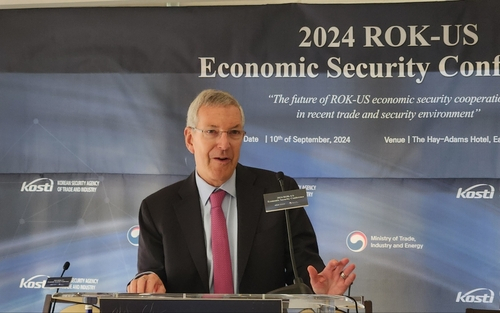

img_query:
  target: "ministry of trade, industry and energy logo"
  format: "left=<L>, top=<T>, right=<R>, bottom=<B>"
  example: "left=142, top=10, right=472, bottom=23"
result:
left=127, top=225, right=140, bottom=246
left=346, top=231, right=368, bottom=252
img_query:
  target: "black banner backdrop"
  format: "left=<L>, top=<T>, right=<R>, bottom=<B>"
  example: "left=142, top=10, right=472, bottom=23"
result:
left=1, top=1, right=499, bottom=312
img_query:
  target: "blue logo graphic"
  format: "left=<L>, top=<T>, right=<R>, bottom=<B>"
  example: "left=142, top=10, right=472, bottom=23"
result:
left=127, top=225, right=140, bottom=246
left=346, top=231, right=368, bottom=252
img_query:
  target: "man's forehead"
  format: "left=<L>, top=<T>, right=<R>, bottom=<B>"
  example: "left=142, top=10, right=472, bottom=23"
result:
left=197, top=106, right=242, bottom=124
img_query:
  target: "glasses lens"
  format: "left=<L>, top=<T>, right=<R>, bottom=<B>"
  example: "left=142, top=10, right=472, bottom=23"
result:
left=228, top=130, right=242, bottom=139
left=195, top=128, right=245, bottom=140
left=204, top=129, right=219, bottom=139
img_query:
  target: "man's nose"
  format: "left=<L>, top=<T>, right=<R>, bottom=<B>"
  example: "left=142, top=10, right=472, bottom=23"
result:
left=216, top=132, right=230, bottom=149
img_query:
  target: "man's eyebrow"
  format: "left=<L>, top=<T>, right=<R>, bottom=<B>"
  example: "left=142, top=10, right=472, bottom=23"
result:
left=204, top=124, right=242, bottom=129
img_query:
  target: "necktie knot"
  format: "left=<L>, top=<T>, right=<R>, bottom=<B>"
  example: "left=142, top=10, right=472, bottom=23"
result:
left=210, top=189, right=226, bottom=209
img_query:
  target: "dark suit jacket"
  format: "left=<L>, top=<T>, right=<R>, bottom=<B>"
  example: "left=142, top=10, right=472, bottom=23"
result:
left=137, top=163, right=325, bottom=293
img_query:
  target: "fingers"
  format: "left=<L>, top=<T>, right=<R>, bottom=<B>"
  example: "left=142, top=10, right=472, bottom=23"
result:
left=341, top=262, right=355, bottom=277
left=307, top=265, right=318, bottom=276
left=127, top=279, right=137, bottom=293
left=326, top=258, right=356, bottom=282
left=324, top=258, right=347, bottom=273
left=339, top=261, right=356, bottom=285
left=324, top=259, right=340, bottom=272
left=307, top=265, right=321, bottom=282
left=127, top=273, right=166, bottom=293
left=156, top=281, right=167, bottom=293
left=344, top=272, right=356, bottom=285
left=127, top=275, right=146, bottom=293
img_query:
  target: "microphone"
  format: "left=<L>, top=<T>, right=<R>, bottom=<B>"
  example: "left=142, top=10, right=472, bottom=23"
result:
left=267, top=172, right=313, bottom=295
left=60, top=261, right=70, bottom=277
left=56, top=261, right=70, bottom=293
left=51, top=261, right=71, bottom=313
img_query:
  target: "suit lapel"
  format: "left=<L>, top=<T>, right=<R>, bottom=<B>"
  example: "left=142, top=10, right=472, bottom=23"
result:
left=175, top=173, right=210, bottom=291
left=235, top=165, right=265, bottom=285
left=174, top=166, right=267, bottom=292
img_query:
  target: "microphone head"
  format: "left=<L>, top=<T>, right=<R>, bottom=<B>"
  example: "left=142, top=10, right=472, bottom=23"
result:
left=63, top=261, right=70, bottom=270
left=276, top=171, right=285, bottom=191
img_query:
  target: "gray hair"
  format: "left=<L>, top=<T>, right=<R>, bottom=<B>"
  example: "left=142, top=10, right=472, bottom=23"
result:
left=186, top=89, right=245, bottom=127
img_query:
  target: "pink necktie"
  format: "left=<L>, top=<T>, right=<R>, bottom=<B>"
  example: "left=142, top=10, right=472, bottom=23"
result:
left=210, top=189, right=234, bottom=294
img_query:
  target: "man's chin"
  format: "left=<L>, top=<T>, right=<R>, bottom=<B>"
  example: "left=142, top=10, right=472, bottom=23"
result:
left=209, top=167, right=236, bottom=184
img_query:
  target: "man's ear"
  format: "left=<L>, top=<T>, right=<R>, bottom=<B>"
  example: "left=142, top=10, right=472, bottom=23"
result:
left=184, top=127, right=195, bottom=154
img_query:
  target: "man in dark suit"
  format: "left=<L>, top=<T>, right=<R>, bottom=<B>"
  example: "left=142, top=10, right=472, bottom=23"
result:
left=127, top=89, right=355, bottom=295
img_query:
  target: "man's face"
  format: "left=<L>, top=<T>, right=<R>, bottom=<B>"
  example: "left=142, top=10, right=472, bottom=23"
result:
left=184, top=105, right=244, bottom=187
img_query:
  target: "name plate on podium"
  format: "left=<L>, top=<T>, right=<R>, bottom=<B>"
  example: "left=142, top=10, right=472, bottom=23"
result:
left=44, top=277, right=72, bottom=288
left=49, top=292, right=364, bottom=313
left=100, top=297, right=282, bottom=313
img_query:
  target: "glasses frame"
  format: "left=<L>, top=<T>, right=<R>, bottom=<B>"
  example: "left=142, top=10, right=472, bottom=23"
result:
left=190, top=127, right=246, bottom=140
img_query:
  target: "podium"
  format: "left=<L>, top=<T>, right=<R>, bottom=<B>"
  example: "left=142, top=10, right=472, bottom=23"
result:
left=44, top=292, right=368, bottom=313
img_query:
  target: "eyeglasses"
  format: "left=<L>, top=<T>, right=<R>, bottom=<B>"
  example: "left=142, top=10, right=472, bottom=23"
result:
left=190, top=127, right=246, bottom=140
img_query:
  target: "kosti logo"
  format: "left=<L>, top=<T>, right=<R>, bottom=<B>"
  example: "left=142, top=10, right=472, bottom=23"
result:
left=19, top=275, right=49, bottom=289
left=456, top=184, right=495, bottom=199
left=20, top=178, right=54, bottom=192
left=456, top=288, right=494, bottom=303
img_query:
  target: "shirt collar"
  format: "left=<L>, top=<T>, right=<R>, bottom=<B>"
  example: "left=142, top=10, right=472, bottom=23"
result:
left=195, top=169, right=237, bottom=205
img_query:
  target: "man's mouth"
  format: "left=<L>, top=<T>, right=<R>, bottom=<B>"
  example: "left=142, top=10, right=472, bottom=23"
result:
left=213, top=156, right=231, bottom=162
